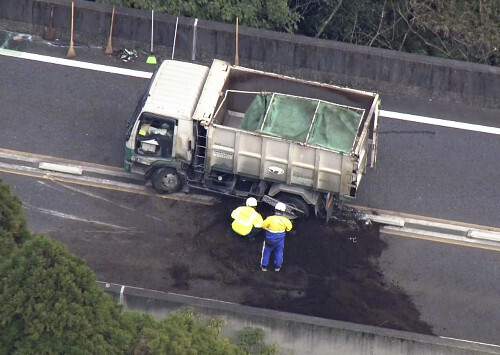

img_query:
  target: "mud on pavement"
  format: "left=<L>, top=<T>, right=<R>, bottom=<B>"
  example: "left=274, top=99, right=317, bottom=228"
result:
left=202, top=201, right=432, bottom=335
left=164, top=197, right=432, bottom=335
left=44, top=189, right=433, bottom=336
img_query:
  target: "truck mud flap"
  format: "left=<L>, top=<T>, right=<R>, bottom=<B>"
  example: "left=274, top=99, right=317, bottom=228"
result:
left=325, top=193, right=336, bottom=222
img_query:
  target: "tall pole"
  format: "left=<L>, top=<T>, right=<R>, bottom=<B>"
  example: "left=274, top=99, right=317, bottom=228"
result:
left=234, top=17, right=239, bottom=66
left=172, top=16, right=179, bottom=60
left=150, top=9, right=154, bottom=53
left=105, top=6, right=115, bottom=55
left=67, top=2, right=76, bottom=58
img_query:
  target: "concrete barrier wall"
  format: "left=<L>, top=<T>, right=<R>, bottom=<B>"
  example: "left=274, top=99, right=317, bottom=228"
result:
left=98, top=282, right=499, bottom=355
left=1, top=0, right=499, bottom=109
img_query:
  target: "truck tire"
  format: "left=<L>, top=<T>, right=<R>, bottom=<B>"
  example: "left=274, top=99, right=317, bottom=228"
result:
left=276, top=193, right=310, bottom=219
left=152, top=168, right=181, bottom=194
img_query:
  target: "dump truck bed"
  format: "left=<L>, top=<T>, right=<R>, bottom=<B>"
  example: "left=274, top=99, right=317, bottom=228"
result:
left=196, top=61, right=379, bottom=198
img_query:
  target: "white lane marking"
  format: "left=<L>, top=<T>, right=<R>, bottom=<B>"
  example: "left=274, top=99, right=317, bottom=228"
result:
left=0, top=48, right=152, bottom=79
left=381, top=110, right=500, bottom=135
left=38, top=180, right=136, bottom=212
left=23, top=202, right=130, bottom=230
left=48, top=180, right=160, bottom=220
left=37, top=180, right=67, bottom=193
left=438, top=336, right=500, bottom=348
left=83, top=230, right=144, bottom=234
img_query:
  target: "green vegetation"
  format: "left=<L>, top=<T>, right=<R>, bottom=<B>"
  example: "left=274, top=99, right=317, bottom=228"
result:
left=237, top=327, right=280, bottom=355
left=0, top=178, right=278, bottom=354
left=0, top=236, right=140, bottom=354
left=97, top=0, right=500, bottom=66
left=0, top=180, right=31, bottom=257
left=140, top=310, right=240, bottom=354
left=98, top=0, right=300, bottom=33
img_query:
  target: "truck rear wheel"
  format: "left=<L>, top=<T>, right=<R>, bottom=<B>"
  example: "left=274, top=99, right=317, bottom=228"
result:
left=152, top=168, right=181, bottom=194
left=276, top=193, right=310, bottom=219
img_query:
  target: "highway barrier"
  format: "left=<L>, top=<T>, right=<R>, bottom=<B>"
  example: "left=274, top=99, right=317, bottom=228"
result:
left=362, top=210, right=500, bottom=252
left=1, top=0, right=499, bottom=109
left=99, top=282, right=500, bottom=355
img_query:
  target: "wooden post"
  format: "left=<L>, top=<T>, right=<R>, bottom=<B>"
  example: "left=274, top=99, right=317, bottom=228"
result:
left=67, top=2, right=76, bottom=58
left=235, top=17, right=239, bottom=66
left=105, top=6, right=115, bottom=55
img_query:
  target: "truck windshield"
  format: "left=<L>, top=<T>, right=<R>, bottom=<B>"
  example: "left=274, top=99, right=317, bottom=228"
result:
left=135, top=114, right=175, bottom=158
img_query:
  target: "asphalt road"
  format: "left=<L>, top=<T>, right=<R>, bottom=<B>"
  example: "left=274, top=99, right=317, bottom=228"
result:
left=378, top=233, right=500, bottom=344
left=354, top=118, right=500, bottom=227
left=0, top=53, right=147, bottom=167
left=2, top=50, right=498, bottom=227
left=1, top=36, right=499, bottom=345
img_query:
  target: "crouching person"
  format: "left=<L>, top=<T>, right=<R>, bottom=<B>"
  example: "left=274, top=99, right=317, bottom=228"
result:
left=231, top=197, right=263, bottom=241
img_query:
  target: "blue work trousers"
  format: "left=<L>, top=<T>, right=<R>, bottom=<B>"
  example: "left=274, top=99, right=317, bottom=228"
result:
left=260, top=239, right=284, bottom=268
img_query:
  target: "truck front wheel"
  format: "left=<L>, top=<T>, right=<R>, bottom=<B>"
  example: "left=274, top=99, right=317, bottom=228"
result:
left=152, top=168, right=181, bottom=194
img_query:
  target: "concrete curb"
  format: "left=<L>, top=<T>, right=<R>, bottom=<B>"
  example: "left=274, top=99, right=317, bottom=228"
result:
left=0, top=148, right=219, bottom=206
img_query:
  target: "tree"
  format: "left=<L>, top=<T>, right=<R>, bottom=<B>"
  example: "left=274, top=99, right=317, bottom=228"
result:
left=140, top=309, right=243, bottom=354
left=97, top=0, right=301, bottom=33
left=0, top=178, right=31, bottom=258
left=402, top=0, right=500, bottom=64
left=237, top=327, right=280, bottom=355
left=292, top=0, right=383, bottom=41
left=0, top=235, right=140, bottom=354
left=292, top=0, right=500, bottom=65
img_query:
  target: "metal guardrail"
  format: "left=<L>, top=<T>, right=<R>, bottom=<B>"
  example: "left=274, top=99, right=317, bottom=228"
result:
left=363, top=212, right=500, bottom=251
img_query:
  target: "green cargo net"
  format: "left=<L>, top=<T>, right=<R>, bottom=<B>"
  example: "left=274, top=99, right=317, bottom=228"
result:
left=241, top=93, right=364, bottom=153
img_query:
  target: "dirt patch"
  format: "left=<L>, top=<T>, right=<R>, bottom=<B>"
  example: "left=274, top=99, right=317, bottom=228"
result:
left=169, top=199, right=433, bottom=335
left=46, top=190, right=433, bottom=336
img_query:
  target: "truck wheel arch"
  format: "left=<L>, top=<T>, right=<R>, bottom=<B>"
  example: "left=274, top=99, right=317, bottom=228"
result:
left=275, top=193, right=311, bottom=218
left=266, top=183, right=319, bottom=218
left=267, top=184, right=319, bottom=205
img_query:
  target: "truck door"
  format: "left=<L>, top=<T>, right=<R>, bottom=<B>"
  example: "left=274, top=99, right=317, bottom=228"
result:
left=135, top=113, right=176, bottom=159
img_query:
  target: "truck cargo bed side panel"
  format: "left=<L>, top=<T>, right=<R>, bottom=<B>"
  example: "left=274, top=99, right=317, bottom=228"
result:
left=208, top=125, right=348, bottom=194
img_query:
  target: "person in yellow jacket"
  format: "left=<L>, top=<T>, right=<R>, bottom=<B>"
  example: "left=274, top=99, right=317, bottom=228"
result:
left=260, top=202, right=292, bottom=272
left=231, top=197, right=263, bottom=241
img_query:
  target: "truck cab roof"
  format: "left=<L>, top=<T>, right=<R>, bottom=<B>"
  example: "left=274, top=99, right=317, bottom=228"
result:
left=142, top=60, right=209, bottom=121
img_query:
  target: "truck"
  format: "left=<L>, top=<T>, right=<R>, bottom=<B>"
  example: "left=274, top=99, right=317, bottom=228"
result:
left=125, top=59, right=380, bottom=218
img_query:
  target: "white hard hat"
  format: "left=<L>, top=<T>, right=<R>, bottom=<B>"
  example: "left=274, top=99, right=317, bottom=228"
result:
left=275, top=202, right=286, bottom=212
left=246, top=197, right=258, bottom=207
